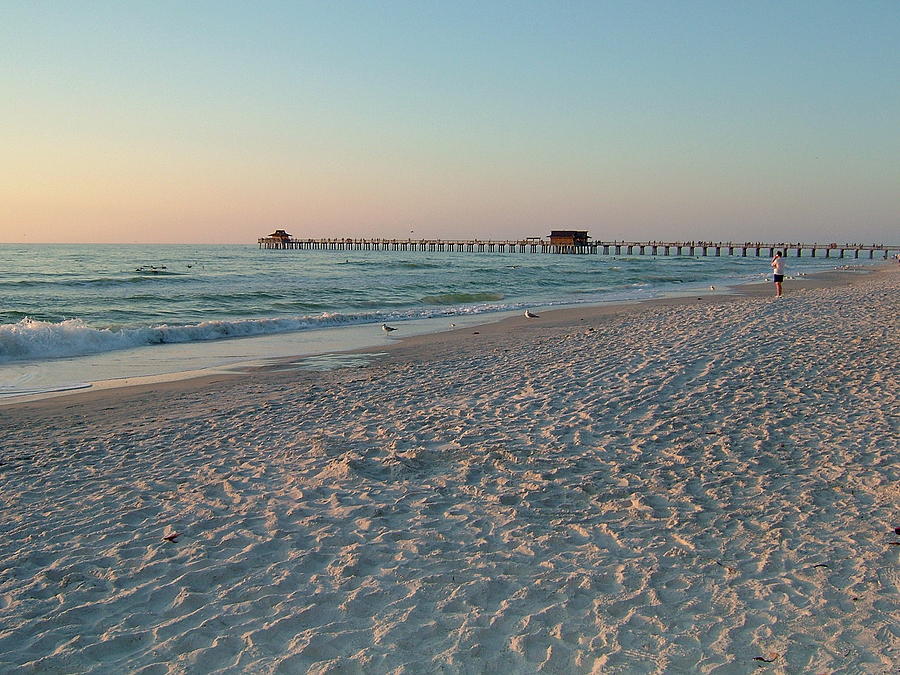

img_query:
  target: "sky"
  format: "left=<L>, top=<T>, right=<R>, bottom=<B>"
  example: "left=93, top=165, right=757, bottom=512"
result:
left=1, top=0, right=898, bottom=244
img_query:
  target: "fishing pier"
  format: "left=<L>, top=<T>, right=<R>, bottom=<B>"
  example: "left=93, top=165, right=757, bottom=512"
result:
left=259, top=230, right=899, bottom=259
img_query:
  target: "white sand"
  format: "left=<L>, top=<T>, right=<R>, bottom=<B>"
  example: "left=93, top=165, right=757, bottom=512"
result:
left=1, top=268, right=897, bottom=673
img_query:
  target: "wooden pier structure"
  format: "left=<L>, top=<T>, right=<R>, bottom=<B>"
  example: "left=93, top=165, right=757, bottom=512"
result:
left=259, top=232, right=899, bottom=260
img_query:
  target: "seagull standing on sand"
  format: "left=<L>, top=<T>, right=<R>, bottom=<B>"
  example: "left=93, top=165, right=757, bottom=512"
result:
left=382, top=323, right=397, bottom=332
left=524, top=309, right=540, bottom=319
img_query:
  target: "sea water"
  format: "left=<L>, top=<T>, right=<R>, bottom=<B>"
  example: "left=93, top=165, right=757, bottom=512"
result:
left=0, top=243, right=875, bottom=398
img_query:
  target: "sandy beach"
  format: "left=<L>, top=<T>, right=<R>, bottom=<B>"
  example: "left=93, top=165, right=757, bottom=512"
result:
left=1, top=266, right=897, bottom=673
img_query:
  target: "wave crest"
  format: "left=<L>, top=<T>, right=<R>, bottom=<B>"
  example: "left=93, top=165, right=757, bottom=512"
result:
left=0, top=316, right=356, bottom=363
left=420, top=292, right=504, bottom=305
left=0, top=298, right=532, bottom=363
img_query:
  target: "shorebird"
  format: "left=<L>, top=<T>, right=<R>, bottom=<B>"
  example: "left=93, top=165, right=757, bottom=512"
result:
left=524, top=309, right=540, bottom=319
left=709, top=285, right=716, bottom=291
left=382, top=323, right=397, bottom=332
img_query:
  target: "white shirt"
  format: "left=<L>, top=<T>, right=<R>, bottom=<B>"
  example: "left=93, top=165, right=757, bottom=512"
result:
left=772, top=256, right=785, bottom=275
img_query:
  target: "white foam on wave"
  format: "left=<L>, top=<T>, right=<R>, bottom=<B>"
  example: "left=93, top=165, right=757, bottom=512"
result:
left=0, top=316, right=359, bottom=363
left=0, top=304, right=523, bottom=363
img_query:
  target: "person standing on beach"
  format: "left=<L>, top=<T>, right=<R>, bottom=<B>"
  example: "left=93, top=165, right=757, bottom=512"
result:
left=771, top=251, right=785, bottom=297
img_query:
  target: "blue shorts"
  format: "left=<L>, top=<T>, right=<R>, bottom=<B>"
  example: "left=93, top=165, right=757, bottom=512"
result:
left=773, top=274, right=784, bottom=282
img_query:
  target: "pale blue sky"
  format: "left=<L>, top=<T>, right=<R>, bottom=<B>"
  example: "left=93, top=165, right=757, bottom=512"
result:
left=2, top=1, right=898, bottom=243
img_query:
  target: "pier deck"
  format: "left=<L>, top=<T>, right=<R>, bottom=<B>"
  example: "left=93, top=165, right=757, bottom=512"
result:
left=259, top=237, right=899, bottom=259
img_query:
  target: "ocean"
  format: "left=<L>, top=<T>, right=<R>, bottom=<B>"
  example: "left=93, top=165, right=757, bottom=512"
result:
left=0, top=243, right=874, bottom=398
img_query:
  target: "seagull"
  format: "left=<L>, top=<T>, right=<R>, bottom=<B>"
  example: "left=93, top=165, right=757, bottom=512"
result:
left=382, top=323, right=397, bottom=332
left=524, top=309, right=540, bottom=319
left=449, top=322, right=456, bottom=327
left=709, top=285, right=716, bottom=291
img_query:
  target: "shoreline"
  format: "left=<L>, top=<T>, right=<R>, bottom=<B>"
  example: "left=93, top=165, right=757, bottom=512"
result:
left=0, top=262, right=888, bottom=415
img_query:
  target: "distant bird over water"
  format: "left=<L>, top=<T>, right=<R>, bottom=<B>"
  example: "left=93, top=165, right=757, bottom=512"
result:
left=524, top=309, right=540, bottom=319
left=709, top=285, right=716, bottom=291
left=382, top=323, right=397, bottom=332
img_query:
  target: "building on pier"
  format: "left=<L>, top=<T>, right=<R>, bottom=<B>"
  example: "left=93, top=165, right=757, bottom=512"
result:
left=549, top=230, right=589, bottom=247
left=260, top=229, right=292, bottom=249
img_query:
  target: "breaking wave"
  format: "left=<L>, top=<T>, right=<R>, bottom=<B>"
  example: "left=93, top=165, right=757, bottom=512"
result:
left=0, top=301, right=521, bottom=363
left=0, top=316, right=365, bottom=363
left=420, top=292, right=505, bottom=305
